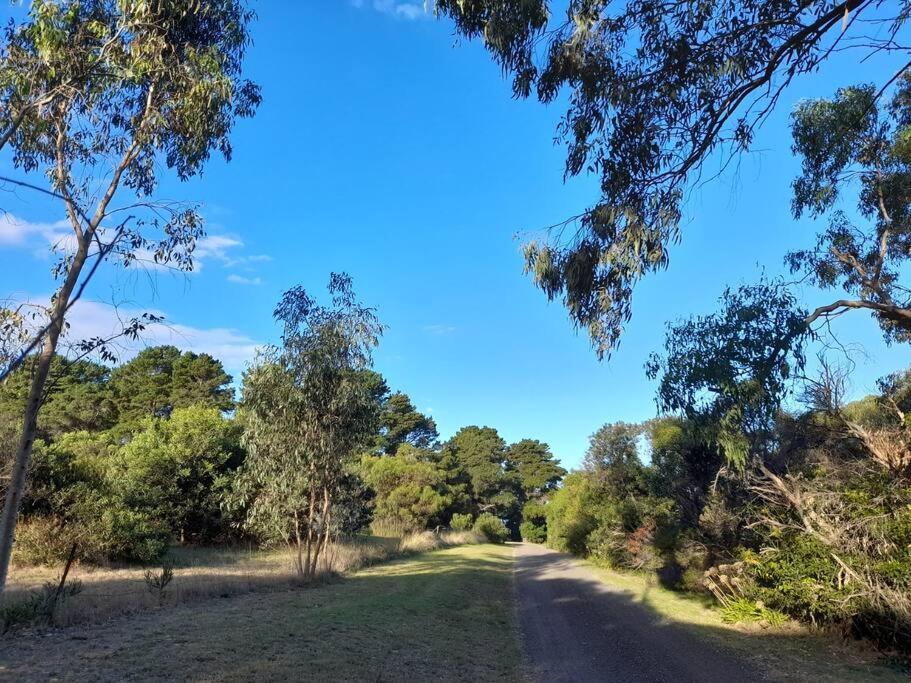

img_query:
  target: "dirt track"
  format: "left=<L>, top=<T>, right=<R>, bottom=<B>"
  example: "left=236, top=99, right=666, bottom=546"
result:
left=513, top=542, right=764, bottom=682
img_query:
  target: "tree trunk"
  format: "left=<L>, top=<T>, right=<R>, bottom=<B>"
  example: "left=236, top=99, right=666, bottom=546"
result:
left=0, top=240, right=88, bottom=593
left=309, top=486, right=332, bottom=578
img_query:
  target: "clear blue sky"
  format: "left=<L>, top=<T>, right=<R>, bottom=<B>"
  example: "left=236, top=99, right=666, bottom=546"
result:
left=1, top=1, right=908, bottom=469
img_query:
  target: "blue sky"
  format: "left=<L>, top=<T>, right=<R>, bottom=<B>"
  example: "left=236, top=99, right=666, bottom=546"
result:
left=1, top=1, right=908, bottom=469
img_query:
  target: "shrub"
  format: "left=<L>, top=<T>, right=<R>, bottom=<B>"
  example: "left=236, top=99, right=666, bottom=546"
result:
left=473, top=513, right=508, bottom=543
left=519, top=521, right=546, bottom=543
left=450, top=513, right=473, bottom=531
left=720, top=597, right=788, bottom=628
left=0, top=579, right=83, bottom=633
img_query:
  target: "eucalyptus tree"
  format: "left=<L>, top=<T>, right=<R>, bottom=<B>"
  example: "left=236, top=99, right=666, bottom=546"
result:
left=234, top=275, right=383, bottom=580
left=788, top=75, right=911, bottom=340
left=646, top=283, right=808, bottom=469
left=0, top=0, right=260, bottom=591
left=435, top=0, right=910, bottom=356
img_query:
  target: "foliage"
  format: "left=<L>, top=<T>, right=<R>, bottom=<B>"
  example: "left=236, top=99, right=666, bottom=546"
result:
left=144, top=560, right=175, bottom=604
left=359, top=446, right=449, bottom=532
left=719, top=597, right=788, bottom=629
left=788, top=77, right=911, bottom=341
left=113, top=406, right=243, bottom=542
left=647, top=282, right=807, bottom=468
left=109, top=347, right=233, bottom=427
left=473, top=512, right=508, bottom=544
left=0, top=577, right=82, bottom=633
left=376, top=391, right=439, bottom=454
left=519, top=520, right=546, bottom=543
left=435, top=0, right=904, bottom=355
left=449, top=513, right=473, bottom=531
left=506, top=438, right=565, bottom=499
left=232, top=274, right=382, bottom=579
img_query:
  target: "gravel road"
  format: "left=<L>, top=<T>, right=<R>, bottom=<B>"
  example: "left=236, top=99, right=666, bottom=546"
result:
left=513, top=542, right=765, bottom=683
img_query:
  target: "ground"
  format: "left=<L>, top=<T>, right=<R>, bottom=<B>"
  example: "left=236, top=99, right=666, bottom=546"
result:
left=1, top=542, right=907, bottom=682
left=514, top=542, right=906, bottom=683
left=0, top=543, right=520, bottom=681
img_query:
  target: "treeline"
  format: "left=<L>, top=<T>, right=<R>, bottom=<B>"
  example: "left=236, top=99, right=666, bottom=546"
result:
left=0, top=279, right=564, bottom=574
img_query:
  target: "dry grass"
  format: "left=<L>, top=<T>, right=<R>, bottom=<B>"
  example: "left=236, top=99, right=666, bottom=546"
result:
left=0, top=543, right=520, bottom=681
left=2, top=530, right=483, bottom=630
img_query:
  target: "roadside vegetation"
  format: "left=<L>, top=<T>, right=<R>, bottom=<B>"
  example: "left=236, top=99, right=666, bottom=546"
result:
left=2, top=0, right=911, bottom=679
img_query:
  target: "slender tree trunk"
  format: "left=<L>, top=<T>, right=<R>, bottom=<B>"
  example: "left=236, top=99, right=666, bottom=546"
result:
left=0, top=240, right=89, bottom=593
left=304, top=478, right=317, bottom=581
left=309, top=486, right=332, bottom=578
left=292, top=510, right=304, bottom=578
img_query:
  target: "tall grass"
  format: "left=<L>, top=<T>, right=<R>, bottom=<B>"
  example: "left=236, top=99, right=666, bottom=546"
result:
left=2, top=531, right=484, bottom=631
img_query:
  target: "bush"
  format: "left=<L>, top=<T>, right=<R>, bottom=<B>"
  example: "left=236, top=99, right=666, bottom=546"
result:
left=473, top=513, right=508, bottom=543
left=450, top=513, right=473, bottom=531
left=519, top=521, right=546, bottom=543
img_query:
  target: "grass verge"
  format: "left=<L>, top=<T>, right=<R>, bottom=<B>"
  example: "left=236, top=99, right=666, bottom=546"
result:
left=0, top=543, right=519, bottom=681
left=583, top=560, right=909, bottom=682
left=2, top=530, right=483, bottom=631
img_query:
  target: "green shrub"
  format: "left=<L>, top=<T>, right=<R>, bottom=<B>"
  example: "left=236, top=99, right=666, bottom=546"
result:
left=749, top=534, right=854, bottom=626
left=720, top=597, right=788, bottom=628
left=0, top=579, right=83, bottom=633
left=519, top=521, right=546, bottom=543
left=450, top=513, right=473, bottom=531
left=473, top=513, right=508, bottom=543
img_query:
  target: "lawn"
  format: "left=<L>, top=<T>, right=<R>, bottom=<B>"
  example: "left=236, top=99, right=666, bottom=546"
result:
left=583, top=561, right=909, bottom=682
left=0, top=543, right=520, bottom=681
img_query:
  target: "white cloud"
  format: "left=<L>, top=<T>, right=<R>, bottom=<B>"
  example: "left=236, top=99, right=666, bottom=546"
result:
left=0, top=214, right=74, bottom=254
left=1, top=214, right=271, bottom=276
left=194, top=234, right=244, bottom=264
left=352, top=0, right=429, bottom=20
left=53, top=298, right=262, bottom=377
left=226, top=274, right=262, bottom=286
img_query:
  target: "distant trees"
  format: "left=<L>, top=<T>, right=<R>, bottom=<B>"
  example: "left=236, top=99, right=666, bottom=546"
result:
left=109, top=347, right=233, bottom=426
left=359, top=445, right=449, bottom=533
left=377, top=392, right=439, bottom=454
left=233, top=275, right=383, bottom=580
left=0, top=0, right=260, bottom=592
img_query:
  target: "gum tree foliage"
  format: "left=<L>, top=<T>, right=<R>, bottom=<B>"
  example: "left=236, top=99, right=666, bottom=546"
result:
left=434, top=0, right=909, bottom=356
left=0, top=0, right=259, bottom=592
left=232, top=275, right=383, bottom=580
left=787, top=76, right=911, bottom=341
left=646, top=283, right=808, bottom=469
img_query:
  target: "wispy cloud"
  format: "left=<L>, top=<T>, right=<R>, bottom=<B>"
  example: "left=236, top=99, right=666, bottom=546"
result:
left=0, top=214, right=75, bottom=255
left=351, top=0, right=430, bottom=21
left=0, top=213, right=272, bottom=277
left=226, top=274, right=262, bottom=286
left=423, top=324, right=456, bottom=336
left=59, top=298, right=262, bottom=377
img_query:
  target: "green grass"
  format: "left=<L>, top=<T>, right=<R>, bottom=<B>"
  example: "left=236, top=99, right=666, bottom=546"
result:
left=0, top=543, right=520, bottom=681
left=583, top=561, right=909, bottom=682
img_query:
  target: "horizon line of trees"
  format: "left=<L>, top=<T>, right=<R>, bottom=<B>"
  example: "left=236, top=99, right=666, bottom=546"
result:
left=0, top=276, right=565, bottom=580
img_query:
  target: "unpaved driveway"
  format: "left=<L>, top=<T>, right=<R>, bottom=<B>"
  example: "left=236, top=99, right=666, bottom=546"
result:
left=513, top=542, right=763, bottom=682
